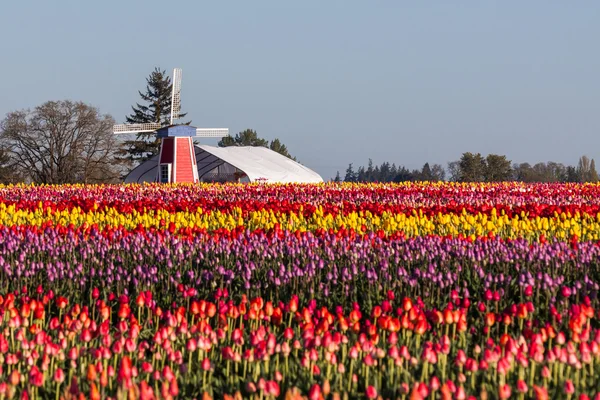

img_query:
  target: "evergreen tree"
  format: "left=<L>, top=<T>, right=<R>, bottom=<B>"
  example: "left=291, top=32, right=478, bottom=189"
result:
left=373, top=165, right=381, bottom=182
left=390, top=164, right=398, bottom=181
left=379, top=162, right=391, bottom=182
left=120, top=68, right=188, bottom=163
left=333, top=171, right=342, bottom=182
left=269, top=138, right=296, bottom=160
left=218, top=129, right=296, bottom=160
left=218, top=129, right=269, bottom=147
left=420, top=163, right=434, bottom=181
left=590, top=159, right=599, bottom=182
left=344, top=163, right=356, bottom=182
left=356, top=166, right=366, bottom=182
left=566, top=166, right=579, bottom=182
left=393, top=166, right=415, bottom=182
left=366, top=159, right=375, bottom=181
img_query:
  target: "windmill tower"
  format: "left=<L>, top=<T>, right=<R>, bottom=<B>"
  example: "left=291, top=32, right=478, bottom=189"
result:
left=113, top=68, right=229, bottom=183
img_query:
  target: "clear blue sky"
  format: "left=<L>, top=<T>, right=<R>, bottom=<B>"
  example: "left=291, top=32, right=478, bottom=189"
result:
left=1, top=1, right=599, bottom=180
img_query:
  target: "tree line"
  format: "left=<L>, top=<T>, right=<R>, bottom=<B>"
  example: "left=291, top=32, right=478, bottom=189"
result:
left=0, top=68, right=296, bottom=184
left=1, top=67, right=598, bottom=185
left=339, top=153, right=599, bottom=183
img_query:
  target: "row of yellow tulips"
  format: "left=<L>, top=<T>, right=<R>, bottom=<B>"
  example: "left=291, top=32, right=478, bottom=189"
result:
left=0, top=204, right=598, bottom=240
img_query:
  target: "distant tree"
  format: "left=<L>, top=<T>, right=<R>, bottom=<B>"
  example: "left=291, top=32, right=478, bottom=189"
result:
left=390, top=164, right=398, bottom=180
left=546, top=162, right=568, bottom=182
left=356, top=166, right=366, bottom=182
left=268, top=138, right=296, bottom=160
left=513, top=162, right=532, bottom=182
left=333, top=171, right=342, bottom=182
left=484, top=154, right=512, bottom=182
left=379, top=162, right=392, bottom=182
left=366, top=159, right=375, bottom=181
left=344, top=163, right=357, bottom=182
left=566, top=166, right=579, bottom=182
left=419, top=163, right=434, bottom=181
left=447, top=161, right=461, bottom=182
left=458, top=152, right=486, bottom=182
left=0, top=100, right=125, bottom=184
left=218, top=129, right=269, bottom=147
left=590, top=159, right=599, bottom=182
left=430, top=164, right=446, bottom=181
left=0, top=147, right=22, bottom=184
left=120, top=67, right=189, bottom=164
left=393, top=166, right=415, bottom=182
left=218, top=129, right=297, bottom=160
left=577, top=155, right=599, bottom=182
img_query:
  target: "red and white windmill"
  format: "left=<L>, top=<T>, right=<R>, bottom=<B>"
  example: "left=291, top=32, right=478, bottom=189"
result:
left=113, top=68, right=229, bottom=183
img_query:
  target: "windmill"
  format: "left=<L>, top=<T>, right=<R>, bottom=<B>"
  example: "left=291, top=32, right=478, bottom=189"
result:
left=113, top=68, right=229, bottom=183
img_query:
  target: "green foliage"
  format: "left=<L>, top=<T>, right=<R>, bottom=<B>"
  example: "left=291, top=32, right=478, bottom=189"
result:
left=343, top=160, right=445, bottom=182
left=269, top=138, right=296, bottom=160
left=218, top=129, right=296, bottom=160
left=458, top=152, right=487, bottom=182
left=119, top=68, right=189, bottom=164
left=484, top=154, right=512, bottom=182
left=333, top=171, right=342, bottom=182
left=218, top=129, right=269, bottom=147
left=344, top=163, right=357, bottom=182
left=510, top=157, right=598, bottom=183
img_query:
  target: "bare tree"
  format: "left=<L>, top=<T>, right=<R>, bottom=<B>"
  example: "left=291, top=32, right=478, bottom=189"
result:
left=0, top=100, right=128, bottom=184
left=577, top=155, right=599, bottom=183
left=447, top=161, right=461, bottom=182
left=0, top=146, right=22, bottom=184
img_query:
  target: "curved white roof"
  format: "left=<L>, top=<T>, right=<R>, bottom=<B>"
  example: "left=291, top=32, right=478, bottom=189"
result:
left=124, top=145, right=323, bottom=184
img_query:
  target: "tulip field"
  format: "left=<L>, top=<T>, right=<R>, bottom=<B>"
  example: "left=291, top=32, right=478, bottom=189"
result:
left=3, top=182, right=600, bottom=400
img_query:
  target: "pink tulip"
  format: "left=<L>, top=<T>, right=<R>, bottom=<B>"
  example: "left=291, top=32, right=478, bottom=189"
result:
left=54, top=368, right=65, bottom=383
left=564, top=380, right=575, bottom=395
left=499, top=384, right=512, bottom=400
left=308, top=384, right=322, bottom=400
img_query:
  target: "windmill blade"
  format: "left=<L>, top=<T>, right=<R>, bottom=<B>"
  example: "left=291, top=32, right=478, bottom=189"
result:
left=170, top=68, right=182, bottom=125
left=195, top=128, right=229, bottom=138
left=113, top=123, right=161, bottom=134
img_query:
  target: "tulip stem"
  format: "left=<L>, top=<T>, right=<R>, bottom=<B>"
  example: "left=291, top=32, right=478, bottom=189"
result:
left=347, top=359, right=354, bottom=392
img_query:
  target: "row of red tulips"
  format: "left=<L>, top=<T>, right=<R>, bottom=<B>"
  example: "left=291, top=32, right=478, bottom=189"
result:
left=0, top=286, right=599, bottom=399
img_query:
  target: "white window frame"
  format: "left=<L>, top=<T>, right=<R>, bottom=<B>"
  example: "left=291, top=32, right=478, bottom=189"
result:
left=159, top=163, right=172, bottom=183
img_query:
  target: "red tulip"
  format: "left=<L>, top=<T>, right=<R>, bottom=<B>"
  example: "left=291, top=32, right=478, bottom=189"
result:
left=29, top=366, right=44, bottom=387
left=366, top=386, right=378, bottom=399
left=56, top=296, right=68, bottom=310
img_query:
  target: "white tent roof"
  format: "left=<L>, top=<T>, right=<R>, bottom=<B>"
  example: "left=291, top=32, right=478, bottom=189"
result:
left=124, top=145, right=323, bottom=184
